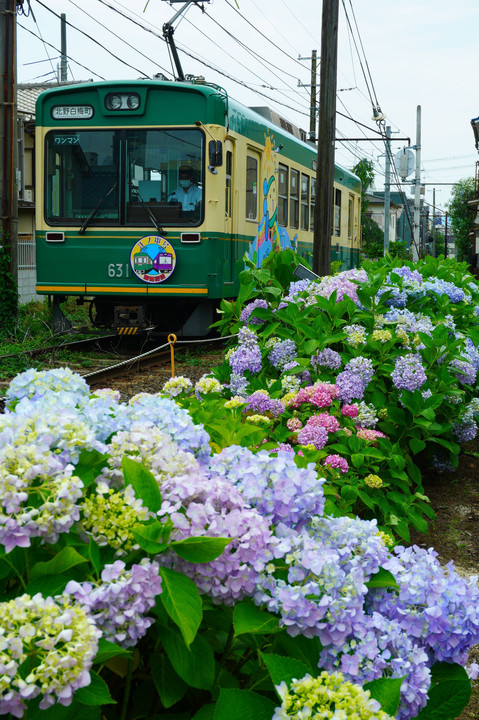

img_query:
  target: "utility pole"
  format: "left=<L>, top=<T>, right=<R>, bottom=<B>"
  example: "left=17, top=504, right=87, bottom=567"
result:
left=412, top=105, right=421, bottom=261
left=432, top=187, right=436, bottom=257
left=313, top=0, right=338, bottom=276
left=60, top=13, right=68, bottom=82
left=0, top=0, right=18, bottom=301
left=383, top=125, right=391, bottom=254
left=309, top=49, right=317, bottom=143
left=297, top=50, right=317, bottom=143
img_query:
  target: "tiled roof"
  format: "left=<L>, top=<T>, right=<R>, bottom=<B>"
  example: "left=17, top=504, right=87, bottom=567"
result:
left=17, top=83, right=56, bottom=116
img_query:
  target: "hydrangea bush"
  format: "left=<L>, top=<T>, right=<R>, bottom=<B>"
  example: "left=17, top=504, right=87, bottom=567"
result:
left=0, top=361, right=477, bottom=719
left=203, top=251, right=479, bottom=540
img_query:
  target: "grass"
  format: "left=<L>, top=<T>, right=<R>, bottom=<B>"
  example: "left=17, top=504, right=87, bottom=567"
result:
left=0, top=298, right=91, bottom=381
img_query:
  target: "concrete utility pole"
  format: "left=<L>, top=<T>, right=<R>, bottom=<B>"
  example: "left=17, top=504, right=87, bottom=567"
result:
left=0, top=0, right=18, bottom=284
left=432, top=187, right=436, bottom=257
left=383, top=125, right=391, bottom=254
left=313, top=0, right=338, bottom=276
left=412, top=105, right=421, bottom=261
left=60, top=13, right=68, bottom=82
left=309, top=49, right=317, bottom=143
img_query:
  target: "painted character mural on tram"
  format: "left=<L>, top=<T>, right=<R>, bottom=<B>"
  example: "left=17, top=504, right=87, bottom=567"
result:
left=35, top=79, right=361, bottom=335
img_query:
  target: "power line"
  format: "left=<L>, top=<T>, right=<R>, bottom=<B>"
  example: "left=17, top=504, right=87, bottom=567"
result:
left=18, top=22, right=106, bottom=80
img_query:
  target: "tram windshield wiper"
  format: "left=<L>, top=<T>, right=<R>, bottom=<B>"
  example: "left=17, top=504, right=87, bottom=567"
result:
left=129, top=182, right=165, bottom=235
left=78, top=182, right=118, bottom=235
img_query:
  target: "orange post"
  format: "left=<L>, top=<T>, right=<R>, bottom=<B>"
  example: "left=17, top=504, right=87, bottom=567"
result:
left=167, top=333, right=177, bottom=377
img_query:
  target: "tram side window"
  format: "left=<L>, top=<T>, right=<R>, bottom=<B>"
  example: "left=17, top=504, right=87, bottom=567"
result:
left=246, top=155, right=258, bottom=220
left=301, top=174, right=309, bottom=230
left=278, top=164, right=288, bottom=226
left=225, top=151, right=232, bottom=218
left=290, top=169, right=299, bottom=229
left=348, top=195, right=354, bottom=239
left=310, top=177, right=316, bottom=231
left=334, top=188, right=342, bottom=237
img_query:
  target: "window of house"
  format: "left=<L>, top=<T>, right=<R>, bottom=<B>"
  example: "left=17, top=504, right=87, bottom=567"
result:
left=246, top=155, right=258, bottom=220
left=301, top=174, right=310, bottom=230
left=278, top=164, right=288, bottom=226
left=290, top=169, right=299, bottom=229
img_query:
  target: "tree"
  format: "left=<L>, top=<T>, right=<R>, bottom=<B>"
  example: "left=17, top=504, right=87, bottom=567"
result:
left=351, top=158, right=384, bottom=259
left=447, top=178, right=476, bottom=263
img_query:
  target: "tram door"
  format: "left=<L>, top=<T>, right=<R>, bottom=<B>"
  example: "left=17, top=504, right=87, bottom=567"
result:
left=224, top=141, right=234, bottom=283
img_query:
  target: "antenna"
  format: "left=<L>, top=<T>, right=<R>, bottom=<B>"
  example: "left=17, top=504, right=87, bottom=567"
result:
left=161, top=0, right=210, bottom=81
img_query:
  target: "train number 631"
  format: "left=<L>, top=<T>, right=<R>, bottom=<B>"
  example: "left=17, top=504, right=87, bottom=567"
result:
left=108, top=263, right=130, bottom=278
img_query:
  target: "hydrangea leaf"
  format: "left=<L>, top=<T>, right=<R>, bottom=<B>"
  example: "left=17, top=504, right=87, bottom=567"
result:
left=365, top=568, right=399, bottom=591
left=150, top=654, right=187, bottom=708
left=74, top=449, right=110, bottom=488
left=161, top=626, right=214, bottom=690
left=233, top=600, right=281, bottom=636
left=159, top=567, right=202, bottom=647
left=259, top=652, right=310, bottom=692
left=132, top=520, right=168, bottom=554
left=75, top=671, right=116, bottom=705
left=364, top=677, right=403, bottom=716
left=170, top=536, right=231, bottom=563
left=215, top=688, right=276, bottom=720
left=122, top=456, right=162, bottom=513
left=94, top=638, right=131, bottom=664
left=30, top=546, right=88, bottom=580
left=414, top=662, right=471, bottom=720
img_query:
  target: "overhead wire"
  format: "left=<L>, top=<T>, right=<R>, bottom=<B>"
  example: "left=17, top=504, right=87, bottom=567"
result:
left=65, top=0, right=173, bottom=79
left=17, top=23, right=107, bottom=80
left=35, top=0, right=151, bottom=79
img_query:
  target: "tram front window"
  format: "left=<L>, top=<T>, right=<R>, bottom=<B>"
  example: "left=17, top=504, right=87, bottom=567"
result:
left=126, top=128, right=203, bottom=226
left=45, top=128, right=204, bottom=227
left=45, top=130, right=120, bottom=225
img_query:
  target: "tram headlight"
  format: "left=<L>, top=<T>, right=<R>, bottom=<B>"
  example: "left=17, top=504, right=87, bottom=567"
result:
left=127, top=93, right=140, bottom=110
left=105, top=92, right=141, bottom=111
left=105, top=94, right=122, bottom=110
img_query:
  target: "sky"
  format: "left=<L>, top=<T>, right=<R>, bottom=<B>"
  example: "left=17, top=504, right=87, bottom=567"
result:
left=16, top=0, right=479, bottom=215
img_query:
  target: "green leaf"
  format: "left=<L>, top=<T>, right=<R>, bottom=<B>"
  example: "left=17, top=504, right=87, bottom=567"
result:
left=150, top=654, right=187, bottom=708
left=30, top=547, right=88, bottom=580
left=74, top=449, right=109, bottom=488
left=414, top=662, right=471, bottom=720
left=364, top=677, right=403, bottom=716
left=351, top=453, right=365, bottom=469
left=170, top=536, right=231, bottom=563
left=122, top=456, right=162, bottom=513
left=215, top=689, right=276, bottom=720
left=26, top=575, right=70, bottom=597
left=161, top=627, right=215, bottom=690
left=409, top=438, right=427, bottom=455
left=233, top=600, right=281, bottom=636
left=75, top=671, right=116, bottom=706
left=94, top=638, right=131, bottom=664
left=132, top=520, right=168, bottom=554
left=260, top=653, right=310, bottom=691
left=159, top=567, right=202, bottom=647
left=366, top=568, right=399, bottom=591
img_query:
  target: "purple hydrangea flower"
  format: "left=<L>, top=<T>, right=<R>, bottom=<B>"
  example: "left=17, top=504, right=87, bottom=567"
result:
left=391, top=355, right=427, bottom=391
left=240, top=299, right=269, bottom=325
left=311, top=348, right=342, bottom=370
left=268, top=339, right=297, bottom=369
left=243, top=391, right=285, bottom=418
left=208, top=445, right=325, bottom=528
left=335, top=371, right=367, bottom=404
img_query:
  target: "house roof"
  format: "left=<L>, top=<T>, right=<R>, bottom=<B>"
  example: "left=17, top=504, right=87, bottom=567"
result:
left=17, top=82, right=86, bottom=117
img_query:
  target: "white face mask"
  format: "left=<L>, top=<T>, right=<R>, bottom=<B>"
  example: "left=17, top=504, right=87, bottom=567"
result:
left=179, top=179, right=191, bottom=189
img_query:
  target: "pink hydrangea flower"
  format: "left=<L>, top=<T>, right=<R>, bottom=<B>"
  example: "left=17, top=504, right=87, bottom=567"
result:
left=287, top=417, right=303, bottom=431
left=357, top=428, right=386, bottom=442
left=307, top=413, right=340, bottom=433
left=324, top=454, right=349, bottom=473
left=341, top=403, right=359, bottom=418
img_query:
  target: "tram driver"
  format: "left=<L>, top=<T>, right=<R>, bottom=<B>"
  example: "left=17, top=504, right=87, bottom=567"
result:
left=168, top=165, right=202, bottom=213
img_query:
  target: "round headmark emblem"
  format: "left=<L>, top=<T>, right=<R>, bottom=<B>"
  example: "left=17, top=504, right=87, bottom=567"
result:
left=130, top=235, right=176, bottom=284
